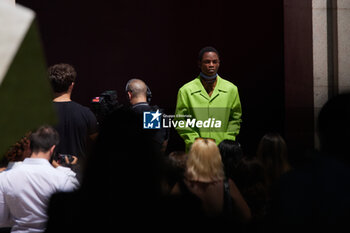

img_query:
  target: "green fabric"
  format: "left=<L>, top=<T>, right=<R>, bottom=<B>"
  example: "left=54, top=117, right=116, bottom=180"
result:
left=175, top=75, right=242, bottom=151
left=0, top=20, right=56, bottom=158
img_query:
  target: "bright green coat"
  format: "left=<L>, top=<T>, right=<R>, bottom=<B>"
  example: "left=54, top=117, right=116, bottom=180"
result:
left=175, top=75, right=242, bottom=151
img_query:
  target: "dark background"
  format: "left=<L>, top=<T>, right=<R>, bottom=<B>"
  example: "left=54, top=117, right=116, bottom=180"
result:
left=17, top=0, right=285, bottom=155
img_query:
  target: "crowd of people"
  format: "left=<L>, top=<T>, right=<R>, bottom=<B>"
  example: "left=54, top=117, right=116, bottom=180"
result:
left=1, top=47, right=350, bottom=233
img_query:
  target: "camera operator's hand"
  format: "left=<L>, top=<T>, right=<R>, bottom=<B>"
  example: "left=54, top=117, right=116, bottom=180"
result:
left=52, top=155, right=78, bottom=167
left=52, top=159, right=60, bottom=168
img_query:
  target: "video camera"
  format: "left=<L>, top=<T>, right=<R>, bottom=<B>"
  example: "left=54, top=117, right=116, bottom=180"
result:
left=91, top=90, right=122, bottom=125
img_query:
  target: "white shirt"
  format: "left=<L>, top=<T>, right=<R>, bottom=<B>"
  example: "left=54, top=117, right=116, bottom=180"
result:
left=5, top=161, right=22, bottom=171
left=55, top=166, right=80, bottom=188
left=0, top=158, right=78, bottom=233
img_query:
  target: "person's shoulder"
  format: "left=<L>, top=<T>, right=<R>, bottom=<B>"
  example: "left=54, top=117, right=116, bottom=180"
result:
left=178, top=76, right=201, bottom=93
left=1, top=161, right=26, bottom=175
left=50, top=166, right=77, bottom=188
left=15, top=160, right=66, bottom=180
left=69, top=101, right=96, bottom=116
left=69, top=101, right=90, bottom=110
left=132, top=102, right=152, bottom=111
left=0, top=169, right=7, bottom=183
left=54, top=101, right=87, bottom=111
left=218, top=76, right=237, bottom=90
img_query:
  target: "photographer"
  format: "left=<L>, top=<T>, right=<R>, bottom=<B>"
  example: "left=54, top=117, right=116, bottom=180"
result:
left=0, top=126, right=78, bottom=232
left=52, top=153, right=80, bottom=188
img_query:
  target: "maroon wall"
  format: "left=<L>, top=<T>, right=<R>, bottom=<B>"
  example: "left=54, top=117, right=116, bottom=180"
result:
left=17, top=0, right=285, bottom=155
left=284, top=0, right=314, bottom=162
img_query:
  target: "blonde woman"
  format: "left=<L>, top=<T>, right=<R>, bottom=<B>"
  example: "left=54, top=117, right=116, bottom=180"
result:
left=171, top=138, right=251, bottom=223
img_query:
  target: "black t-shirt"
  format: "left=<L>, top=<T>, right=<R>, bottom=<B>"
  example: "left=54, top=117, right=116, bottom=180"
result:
left=53, top=101, right=97, bottom=159
left=131, top=102, right=168, bottom=148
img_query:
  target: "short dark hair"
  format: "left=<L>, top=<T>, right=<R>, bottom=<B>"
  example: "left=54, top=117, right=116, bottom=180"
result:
left=198, top=46, right=219, bottom=61
left=48, top=63, right=77, bottom=93
left=29, top=125, right=59, bottom=153
left=218, top=140, right=244, bottom=179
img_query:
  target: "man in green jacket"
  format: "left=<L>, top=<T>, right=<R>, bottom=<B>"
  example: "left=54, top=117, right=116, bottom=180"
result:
left=175, top=47, right=242, bottom=151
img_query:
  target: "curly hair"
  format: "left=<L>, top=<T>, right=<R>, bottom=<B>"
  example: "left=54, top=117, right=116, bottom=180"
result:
left=4, top=133, right=31, bottom=163
left=48, top=63, right=77, bottom=93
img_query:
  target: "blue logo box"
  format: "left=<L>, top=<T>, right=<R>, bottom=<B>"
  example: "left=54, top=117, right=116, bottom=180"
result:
left=143, top=110, right=161, bottom=129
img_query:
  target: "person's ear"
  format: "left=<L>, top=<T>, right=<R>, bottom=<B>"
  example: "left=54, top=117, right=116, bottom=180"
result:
left=68, top=82, right=74, bottom=92
left=127, top=91, right=132, bottom=100
left=49, top=145, right=56, bottom=156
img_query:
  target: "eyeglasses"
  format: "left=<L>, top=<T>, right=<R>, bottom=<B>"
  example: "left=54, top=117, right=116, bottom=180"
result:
left=195, top=137, right=216, bottom=143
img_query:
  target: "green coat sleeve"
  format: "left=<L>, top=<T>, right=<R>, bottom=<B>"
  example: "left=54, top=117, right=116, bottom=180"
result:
left=175, top=88, right=199, bottom=151
left=225, top=86, right=242, bottom=140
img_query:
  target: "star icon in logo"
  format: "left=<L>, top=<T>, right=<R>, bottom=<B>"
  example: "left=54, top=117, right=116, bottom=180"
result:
left=150, top=109, right=162, bottom=122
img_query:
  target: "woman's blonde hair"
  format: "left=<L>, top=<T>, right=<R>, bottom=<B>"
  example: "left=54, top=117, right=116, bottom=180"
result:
left=186, top=139, right=225, bottom=182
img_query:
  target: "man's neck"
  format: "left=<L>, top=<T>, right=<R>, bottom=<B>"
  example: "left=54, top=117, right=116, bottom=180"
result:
left=30, top=151, right=51, bottom=161
left=200, top=77, right=217, bottom=97
left=53, top=92, right=71, bottom=102
left=131, top=97, right=147, bottom=105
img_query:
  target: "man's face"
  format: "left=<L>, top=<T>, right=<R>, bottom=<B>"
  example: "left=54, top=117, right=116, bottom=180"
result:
left=199, top=52, right=220, bottom=77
